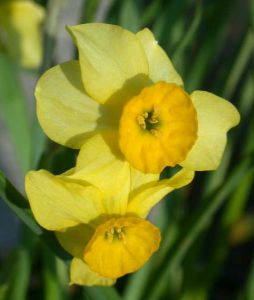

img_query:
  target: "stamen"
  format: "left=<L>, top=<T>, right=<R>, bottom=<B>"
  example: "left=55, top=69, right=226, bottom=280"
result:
left=137, top=115, right=146, bottom=129
left=137, top=109, right=160, bottom=133
left=104, top=226, right=126, bottom=243
left=150, top=129, right=159, bottom=136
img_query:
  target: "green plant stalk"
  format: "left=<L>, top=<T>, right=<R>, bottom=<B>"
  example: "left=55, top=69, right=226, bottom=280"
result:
left=0, top=54, right=32, bottom=174
left=6, top=226, right=38, bottom=300
left=223, top=31, right=254, bottom=99
left=172, top=3, right=202, bottom=67
left=43, top=244, right=67, bottom=300
left=83, top=286, right=122, bottom=300
left=243, top=257, right=254, bottom=299
left=40, top=0, right=65, bottom=73
left=185, top=0, right=238, bottom=91
left=146, top=157, right=252, bottom=300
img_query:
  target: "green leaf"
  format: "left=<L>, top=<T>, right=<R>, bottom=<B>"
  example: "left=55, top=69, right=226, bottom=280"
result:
left=5, top=226, right=38, bottom=300
left=83, top=286, right=122, bottom=300
left=0, top=53, right=32, bottom=174
left=146, top=156, right=253, bottom=300
left=140, top=0, right=163, bottom=27
left=0, top=170, right=42, bottom=235
left=119, top=0, right=140, bottom=32
left=43, top=244, right=69, bottom=300
left=0, top=170, right=71, bottom=261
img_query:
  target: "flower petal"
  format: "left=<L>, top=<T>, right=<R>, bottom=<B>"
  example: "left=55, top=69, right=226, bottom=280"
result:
left=127, top=169, right=194, bottom=217
left=70, top=258, right=116, bottom=286
left=67, top=23, right=149, bottom=104
left=130, top=168, right=159, bottom=192
left=72, top=135, right=131, bottom=215
left=35, top=60, right=101, bottom=149
left=136, top=28, right=183, bottom=85
left=181, top=91, right=240, bottom=171
left=0, top=1, right=44, bottom=68
left=25, top=170, right=104, bottom=231
left=56, top=224, right=94, bottom=258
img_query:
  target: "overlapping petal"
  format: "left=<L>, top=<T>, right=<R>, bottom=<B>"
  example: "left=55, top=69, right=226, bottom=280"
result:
left=72, top=135, right=131, bottom=215
left=127, top=168, right=194, bottom=217
left=181, top=91, right=240, bottom=171
left=130, top=168, right=159, bottom=192
left=136, top=28, right=183, bottom=85
left=35, top=60, right=101, bottom=149
left=25, top=170, right=104, bottom=231
left=56, top=224, right=94, bottom=258
left=68, top=23, right=149, bottom=104
left=70, top=258, right=116, bottom=286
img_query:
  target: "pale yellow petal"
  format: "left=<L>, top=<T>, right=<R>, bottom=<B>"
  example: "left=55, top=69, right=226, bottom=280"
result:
left=71, top=135, right=131, bottom=215
left=181, top=91, right=240, bottom=171
left=127, top=169, right=194, bottom=218
left=130, top=167, right=159, bottom=192
left=56, top=224, right=94, bottom=258
left=35, top=60, right=101, bottom=149
left=70, top=258, right=116, bottom=286
left=136, top=28, right=183, bottom=85
left=67, top=23, right=149, bottom=104
left=25, top=170, right=104, bottom=231
left=0, top=0, right=45, bottom=68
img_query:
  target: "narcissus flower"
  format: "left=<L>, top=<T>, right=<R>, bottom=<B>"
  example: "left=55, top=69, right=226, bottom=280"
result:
left=35, top=23, right=240, bottom=173
left=25, top=135, right=194, bottom=285
left=0, top=0, right=44, bottom=68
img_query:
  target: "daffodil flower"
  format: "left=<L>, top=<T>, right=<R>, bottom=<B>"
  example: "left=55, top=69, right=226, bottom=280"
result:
left=35, top=23, right=240, bottom=174
left=0, top=0, right=44, bottom=68
left=25, top=135, right=194, bottom=285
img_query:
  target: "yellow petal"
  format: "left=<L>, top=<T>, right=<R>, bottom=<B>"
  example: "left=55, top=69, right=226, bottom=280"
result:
left=84, top=217, right=160, bottom=278
left=35, top=60, right=101, bottom=149
left=72, top=135, right=131, bottom=215
left=25, top=170, right=104, bottom=231
left=136, top=28, right=183, bottom=85
left=127, top=169, right=194, bottom=217
left=56, top=224, right=94, bottom=258
left=70, top=258, right=116, bottom=286
left=130, top=167, right=159, bottom=192
left=67, top=23, right=149, bottom=104
left=181, top=91, right=240, bottom=171
left=0, top=0, right=44, bottom=68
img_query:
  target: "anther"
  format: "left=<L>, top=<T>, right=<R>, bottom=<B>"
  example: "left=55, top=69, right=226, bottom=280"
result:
left=137, top=115, right=146, bottom=129
left=150, top=129, right=159, bottom=137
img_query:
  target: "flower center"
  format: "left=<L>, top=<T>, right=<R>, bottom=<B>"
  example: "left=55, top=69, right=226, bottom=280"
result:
left=104, top=226, right=126, bottom=243
left=83, top=217, right=160, bottom=278
left=119, top=82, right=198, bottom=173
left=137, top=109, right=159, bottom=134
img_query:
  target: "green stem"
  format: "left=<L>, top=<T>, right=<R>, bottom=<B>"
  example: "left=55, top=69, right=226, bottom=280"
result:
left=223, top=31, right=254, bottom=99
left=40, top=0, right=65, bottom=74
left=147, top=157, right=252, bottom=300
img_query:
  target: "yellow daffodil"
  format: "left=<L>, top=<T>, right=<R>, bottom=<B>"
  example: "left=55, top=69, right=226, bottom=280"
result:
left=0, top=0, right=44, bottom=68
left=25, top=135, right=194, bottom=285
left=35, top=23, right=240, bottom=174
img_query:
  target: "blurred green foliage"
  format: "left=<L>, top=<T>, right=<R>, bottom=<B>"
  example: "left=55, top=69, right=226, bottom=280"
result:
left=0, top=0, right=254, bottom=299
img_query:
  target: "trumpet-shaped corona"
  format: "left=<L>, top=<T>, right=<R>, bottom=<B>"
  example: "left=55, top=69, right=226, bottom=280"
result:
left=84, top=217, right=161, bottom=278
left=25, top=135, right=195, bottom=286
left=119, top=82, right=198, bottom=173
left=28, top=23, right=241, bottom=287
left=35, top=23, right=240, bottom=174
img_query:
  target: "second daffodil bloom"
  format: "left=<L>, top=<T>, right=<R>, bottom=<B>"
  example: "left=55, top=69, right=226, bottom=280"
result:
left=25, top=135, right=194, bottom=285
left=35, top=23, right=240, bottom=174
left=0, top=0, right=45, bottom=68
